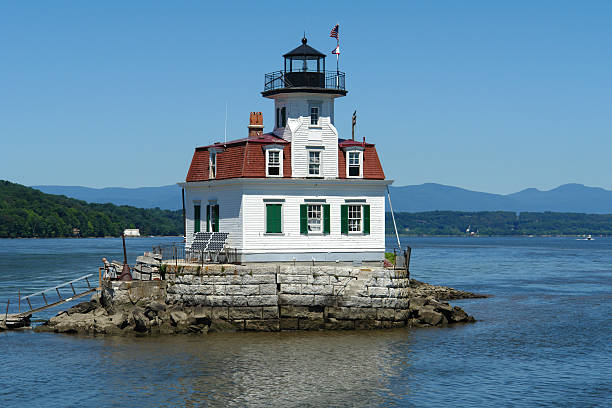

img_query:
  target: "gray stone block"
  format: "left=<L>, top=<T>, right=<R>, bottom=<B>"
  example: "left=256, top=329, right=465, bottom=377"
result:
left=278, top=294, right=315, bottom=306
left=262, top=306, right=279, bottom=319
left=313, top=295, right=337, bottom=306
left=211, top=307, right=229, bottom=320
left=228, top=307, right=262, bottom=320
left=259, top=283, right=277, bottom=295
left=247, top=295, right=278, bottom=307
left=225, top=285, right=259, bottom=296
left=369, top=286, right=389, bottom=297
left=280, top=284, right=301, bottom=294
left=230, top=296, right=248, bottom=307
left=208, top=296, right=232, bottom=307
left=245, top=319, right=279, bottom=332
left=242, top=274, right=276, bottom=285
left=298, top=317, right=324, bottom=330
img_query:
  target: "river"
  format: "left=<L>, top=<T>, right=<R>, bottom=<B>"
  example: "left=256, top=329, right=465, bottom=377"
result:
left=0, top=236, right=610, bottom=407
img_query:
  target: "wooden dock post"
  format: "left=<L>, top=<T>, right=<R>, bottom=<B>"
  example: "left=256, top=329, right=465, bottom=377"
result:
left=4, top=299, right=9, bottom=323
left=405, top=246, right=412, bottom=279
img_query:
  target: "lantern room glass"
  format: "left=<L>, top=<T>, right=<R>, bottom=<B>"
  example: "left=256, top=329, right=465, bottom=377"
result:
left=284, top=56, right=325, bottom=73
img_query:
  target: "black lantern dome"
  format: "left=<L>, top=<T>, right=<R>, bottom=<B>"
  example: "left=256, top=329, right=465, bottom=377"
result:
left=262, top=37, right=346, bottom=97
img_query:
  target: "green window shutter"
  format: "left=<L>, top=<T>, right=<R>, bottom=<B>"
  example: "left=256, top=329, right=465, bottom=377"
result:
left=323, top=204, right=330, bottom=235
left=206, top=205, right=210, bottom=232
left=300, top=204, right=308, bottom=234
left=341, top=205, right=348, bottom=234
left=266, top=204, right=282, bottom=233
left=194, top=205, right=201, bottom=233
left=363, top=204, right=370, bottom=235
left=213, top=204, right=220, bottom=232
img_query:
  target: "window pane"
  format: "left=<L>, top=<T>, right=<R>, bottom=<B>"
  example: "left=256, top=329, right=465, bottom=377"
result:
left=348, top=205, right=362, bottom=232
left=268, top=150, right=281, bottom=176
left=310, top=107, right=319, bottom=125
left=307, top=204, right=322, bottom=232
left=349, top=166, right=360, bottom=177
left=308, top=151, right=320, bottom=175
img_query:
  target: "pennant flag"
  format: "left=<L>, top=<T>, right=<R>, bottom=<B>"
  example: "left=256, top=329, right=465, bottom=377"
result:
left=330, top=24, right=339, bottom=39
left=332, top=44, right=340, bottom=55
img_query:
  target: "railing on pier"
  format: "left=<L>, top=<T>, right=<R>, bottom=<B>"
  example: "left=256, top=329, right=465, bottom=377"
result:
left=14, top=274, right=99, bottom=318
left=151, top=243, right=239, bottom=265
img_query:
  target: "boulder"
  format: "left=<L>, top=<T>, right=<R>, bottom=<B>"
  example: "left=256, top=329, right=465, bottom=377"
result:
left=66, top=301, right=97, bottom=315
left=170, top=311, right=188, bottom=326
left=132, top=310, right=150, bottom=333
left=419, top=310, right=447, bottom=326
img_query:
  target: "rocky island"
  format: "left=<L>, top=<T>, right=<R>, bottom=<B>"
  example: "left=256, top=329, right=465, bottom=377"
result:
left=36, top=258, right=486, bottom=336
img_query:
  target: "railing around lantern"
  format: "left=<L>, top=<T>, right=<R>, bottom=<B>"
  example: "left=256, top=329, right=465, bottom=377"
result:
left=264, top=70, right=346, bottom=92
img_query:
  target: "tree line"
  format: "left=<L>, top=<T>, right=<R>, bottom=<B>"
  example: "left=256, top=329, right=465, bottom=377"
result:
left=386, top=210, right=612, bottom=236
left=0, top=181, right=182, bottom=238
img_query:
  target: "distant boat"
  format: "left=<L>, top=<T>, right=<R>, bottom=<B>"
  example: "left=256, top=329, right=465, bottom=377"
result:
left=577, top=234, right=594, bottom=241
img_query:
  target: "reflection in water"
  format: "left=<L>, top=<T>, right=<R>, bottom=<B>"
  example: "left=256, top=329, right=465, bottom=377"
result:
left=96, top=330, right=413, bottom=407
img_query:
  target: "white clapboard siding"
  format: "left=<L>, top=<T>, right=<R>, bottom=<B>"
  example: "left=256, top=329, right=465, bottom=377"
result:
left=271, top=94, right=339, bottom=179
left=241, top=182, right=386, bottom=254
left=184, top=183, right=243, bottom=249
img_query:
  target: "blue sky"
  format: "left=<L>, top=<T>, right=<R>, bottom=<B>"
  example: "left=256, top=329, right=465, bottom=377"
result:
left=1, top=1, right=610, bottom=194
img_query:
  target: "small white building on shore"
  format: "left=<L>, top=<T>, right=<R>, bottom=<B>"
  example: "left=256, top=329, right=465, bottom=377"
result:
left=123, top=228, right=141, bottom=237
left=179, top=37, right=391, bottom=263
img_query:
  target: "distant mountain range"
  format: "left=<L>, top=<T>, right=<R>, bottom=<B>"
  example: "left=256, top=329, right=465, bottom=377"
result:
left=33, top=184, right=182, bottom=211
left=33, top=183, right=612, bottom=214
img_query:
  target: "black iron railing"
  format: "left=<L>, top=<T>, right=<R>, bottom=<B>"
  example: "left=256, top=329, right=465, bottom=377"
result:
left=264, top=70, right=346, bottom=92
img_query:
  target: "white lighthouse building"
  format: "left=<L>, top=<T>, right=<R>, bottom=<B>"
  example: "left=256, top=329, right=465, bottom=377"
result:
left=180, top=37, right=392, bottom=263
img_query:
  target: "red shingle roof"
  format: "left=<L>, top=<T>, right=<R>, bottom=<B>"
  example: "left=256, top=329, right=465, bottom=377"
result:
left=186, top=135, right=384, bottom=182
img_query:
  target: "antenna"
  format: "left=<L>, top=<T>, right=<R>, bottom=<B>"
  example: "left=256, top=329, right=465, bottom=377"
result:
left=224, top=102, right=228, bottom=144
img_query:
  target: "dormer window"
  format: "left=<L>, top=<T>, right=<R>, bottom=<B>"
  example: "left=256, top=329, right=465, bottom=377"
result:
left=267, top=150, right=282, bottom=177
left=348, top=151, right=362, bottom=178
left=264, top=145, right=284, bottom=177
left=209, top=151, right=217, bottom=179
left=343, top=147, right=364, bottom=178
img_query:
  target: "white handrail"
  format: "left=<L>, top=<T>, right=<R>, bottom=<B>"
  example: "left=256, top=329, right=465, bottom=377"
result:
left=20, top=274, right=94, bottom=300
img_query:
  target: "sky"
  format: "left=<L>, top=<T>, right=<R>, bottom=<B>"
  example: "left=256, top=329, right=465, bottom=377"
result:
left=0, top=1, right=610, bottom=194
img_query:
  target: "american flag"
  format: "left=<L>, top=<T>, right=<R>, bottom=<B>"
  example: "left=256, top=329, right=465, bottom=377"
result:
left=330, top=24, right=339, bottom=39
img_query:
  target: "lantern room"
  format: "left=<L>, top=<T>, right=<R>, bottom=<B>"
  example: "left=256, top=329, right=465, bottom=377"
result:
left=262, top=36, right=347, bottom=97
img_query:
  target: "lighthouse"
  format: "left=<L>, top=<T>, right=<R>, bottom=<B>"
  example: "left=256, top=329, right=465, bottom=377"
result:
left=180, top=37, right=391, bottom=263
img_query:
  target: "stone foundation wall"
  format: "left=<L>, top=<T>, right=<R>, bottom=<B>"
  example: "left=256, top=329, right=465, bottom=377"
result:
left=98, top=264, right=475, bottom=332
left=163, top=264, right=414, bottom=330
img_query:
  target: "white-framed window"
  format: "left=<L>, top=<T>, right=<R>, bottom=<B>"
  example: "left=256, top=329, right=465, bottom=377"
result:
left=310, top=106, right=319, bottom=125
left=308, top=150, right=321, bottom=176
left=307, top=204, right=322, bottom=232
left=266, top=149, right=282, bottom=177
left=348, top=205, right=362, bottom=233
left=209, top=151, right=217, bottom=179
left=347, top=151, right=362, bottom=178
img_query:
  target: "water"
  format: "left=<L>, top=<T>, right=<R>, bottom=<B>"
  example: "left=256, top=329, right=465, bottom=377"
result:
left=1, top=236, right=611, bottom=407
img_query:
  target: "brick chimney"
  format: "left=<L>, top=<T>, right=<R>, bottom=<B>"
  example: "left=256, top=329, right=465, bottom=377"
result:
left=248, top=112, right=264, bottom=139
